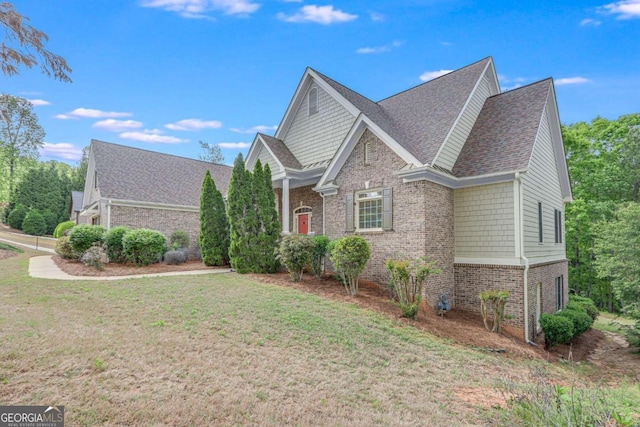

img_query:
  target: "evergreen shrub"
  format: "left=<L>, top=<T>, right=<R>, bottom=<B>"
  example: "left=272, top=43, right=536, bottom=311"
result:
left=164, top=249, right=187, bottom=265
left=21, top=210, right=46, bottom=236
left=122, top=228, right=166, bottom=266
left=539, top=314, right=574, bottom=349
left=68, top=224, right=106, bottom=254
left=55, top=235, right=79, bottom=259
left=311, top=235, right=330, bottom=278
left=568, top=295, right=599, bottom=321
left=329, top=236, right=370, bottom=296
left=558, top=308, right=593, bottom=338
left=7, top=205, right=28, bottom=230
left=170, top=230, right=190, bottom=250
left=104, top=226, right=130, bottom=263
left=277, top=234, right=314, bottom=282
left=53, top=221, right=75, bottom=238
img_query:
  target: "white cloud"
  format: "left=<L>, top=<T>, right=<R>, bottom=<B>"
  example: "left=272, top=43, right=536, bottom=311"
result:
left=141, top=0, right=260, bottom=18
left=580, top=18, right=602, bottom=26
left=218, top=142, right=251, bottom=149
left=119, top=129, right=187, bottom=144
left=277, top=5, right=357, bottom=24
left=93, top=119, right=144, bottom=132
left=165, top=118, right=223, bottom=131
left=555, top=77, right=591, bottom=86
left=230, top=124, right=277, bottom=134
left=498, top=74, right=527, bottom=84
left=419, top=69, right=453, bottom=82
left=55, top=108, right=132, bottom=120
left=28, top=99, right=51, bottom=106
left=40, top=143, right=84, bottom=161
left=598, top=0, right=640, bottom=19
left=356, top=40, right=402, bottom=54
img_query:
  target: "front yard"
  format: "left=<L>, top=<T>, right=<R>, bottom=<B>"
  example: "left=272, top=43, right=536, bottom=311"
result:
left=1, top=250, right=638, bottom=425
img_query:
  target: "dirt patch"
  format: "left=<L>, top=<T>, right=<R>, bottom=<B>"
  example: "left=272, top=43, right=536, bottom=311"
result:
left=0, top=249, right=18, bottom=261
left=588, top=331, right=640, bottom=383
left=52, top=255, right=220, bottom=276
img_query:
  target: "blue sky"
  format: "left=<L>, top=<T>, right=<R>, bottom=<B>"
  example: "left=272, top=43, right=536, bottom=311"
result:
left=3, top=0, right=639, bottom=165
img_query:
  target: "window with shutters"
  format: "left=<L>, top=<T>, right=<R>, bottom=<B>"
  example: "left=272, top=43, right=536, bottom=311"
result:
left=349, top=188, right=392, bottom=232
left=556, top=276, right=564, bottom=311
left=554, top=209, right=562, bottom=244
left=308, top=87, right=318, bottom=116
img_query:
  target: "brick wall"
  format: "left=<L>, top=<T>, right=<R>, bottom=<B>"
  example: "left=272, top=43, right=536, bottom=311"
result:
left=528, top=260, right=569, bottom=342
left=287, top=185, right=324, bottom=235
left=110, top=205, right=201, bottom=259
left=324, top=129, right=455, bottom=307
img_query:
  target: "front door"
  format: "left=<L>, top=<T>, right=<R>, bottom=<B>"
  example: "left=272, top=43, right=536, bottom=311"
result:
left=297, top=214, right=309, bottom=235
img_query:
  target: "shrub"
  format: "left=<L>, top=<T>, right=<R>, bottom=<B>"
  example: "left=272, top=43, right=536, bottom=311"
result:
left=122, top=228, right=167, bottom=266
left=276, top=234, right=314, bottom=282
left=329, top=236, right=370, bottom=296
left=41, top=209, right=59, bottom=235
left=310, top=235, right=330, bottom=278
left=53, top=220, right=75, bottom=238
left=385, top=256, right=439, bottom=319
left=55, top=235, right=79, bottom=260
left=558, top=308, right=593, bottom=338
left=569, top=295, right=599, bottom=321
left=170, top=230, right=190, bottom=250
left=539, top=313, right=574, bottom=349
left=104, top=226, right=130, bottom=264
left=7, top=204, right=28, bottom=230
left=21, top=210, right=46, bottom=236
left=164, top=249, right=187, bottom=265
left=80, top=244, right=106, bottom=270
left=479, top=290, right=510, bottom=333
left=68, top=224, right=106, bottom=254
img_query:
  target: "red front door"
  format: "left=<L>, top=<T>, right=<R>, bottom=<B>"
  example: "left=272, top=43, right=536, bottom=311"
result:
left=297, top=214, right=309, bottom=235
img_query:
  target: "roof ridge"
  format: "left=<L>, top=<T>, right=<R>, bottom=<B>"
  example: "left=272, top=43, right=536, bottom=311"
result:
left=91, top=139, right=232, bottom=169
left=310, top=68, right=378, bottom=106
left=488, top=77, right=552, bottom=99
left=377, top=56, right=492, bottom=103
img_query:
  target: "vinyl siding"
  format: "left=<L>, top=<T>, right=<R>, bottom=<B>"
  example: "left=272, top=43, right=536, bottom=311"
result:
left=282, top=83, right=356, bottom=167
left=435, top=74, right=493, bottom=171
left=522, top=107, right=566, bottom=260
left=256, top=145, right=282, bottom=175
left=83, top=149, right=100, bottom=207
left=454, top=182, right=515, bottom=258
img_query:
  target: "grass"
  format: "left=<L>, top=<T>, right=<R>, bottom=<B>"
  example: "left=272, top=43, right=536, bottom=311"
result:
left=1, top=251, right=638, bottom=426
left=593, top=311, right=636, bottom=334
left=0, top=242, right=23, bottom=252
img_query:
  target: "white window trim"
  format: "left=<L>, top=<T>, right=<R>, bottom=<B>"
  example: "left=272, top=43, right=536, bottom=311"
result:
left=293, top=206, right=312, bottom=234
left=355, top=188, right=383, bottom=232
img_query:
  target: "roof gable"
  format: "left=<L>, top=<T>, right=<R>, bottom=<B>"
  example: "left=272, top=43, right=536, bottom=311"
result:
left=91, top=140, right=232, bottom=207
left=452, top=79, right=552, bottom=178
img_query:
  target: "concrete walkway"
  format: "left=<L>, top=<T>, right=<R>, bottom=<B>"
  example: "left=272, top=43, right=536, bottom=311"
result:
left=0, top=236, right=55, bottom=254
left=28, top=255, right=232, bottom=281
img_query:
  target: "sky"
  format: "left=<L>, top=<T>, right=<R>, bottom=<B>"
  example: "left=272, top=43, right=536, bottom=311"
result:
left=2, top=0, right=639, bottom=165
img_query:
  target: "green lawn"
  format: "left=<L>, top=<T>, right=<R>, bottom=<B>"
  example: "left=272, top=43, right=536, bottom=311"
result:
left=0, top=251, right=638, bottom=426
left=593, top=311, right=636, bottom=334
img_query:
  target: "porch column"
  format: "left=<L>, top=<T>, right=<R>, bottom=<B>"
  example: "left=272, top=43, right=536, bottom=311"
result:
left=282, top=177, right=290, bottom=234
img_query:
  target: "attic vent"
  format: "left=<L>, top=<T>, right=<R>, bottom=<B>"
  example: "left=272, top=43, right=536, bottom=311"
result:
left=308, top=87, right=318, bottom=116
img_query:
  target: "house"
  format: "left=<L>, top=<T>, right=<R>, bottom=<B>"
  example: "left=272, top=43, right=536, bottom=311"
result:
left=246, top=57, right=572, bottom=342
left=79, top=140, right=232, bottom=257
left=69, top=190, right=85, bottom=224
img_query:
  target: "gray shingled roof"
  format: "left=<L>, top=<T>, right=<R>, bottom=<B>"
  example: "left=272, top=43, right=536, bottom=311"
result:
left=311, top=58, right=490, bottom=166
left=378, top=58, right=491, bottom=165
left=70, top=191, right=84, bottom=212
left=92, top=140, right=232, bottom=206
left=452, top=79, right=551, bottom=177
left=259, top=133, right=302, bottom=169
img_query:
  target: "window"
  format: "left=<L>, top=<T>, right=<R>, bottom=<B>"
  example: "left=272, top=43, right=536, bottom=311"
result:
left=357, top=190, right=383, bottom=230
left=364, top=141, right=371, bottom=165
left=554, top=209, right=562, bottom=244
left=538, top=202, right=543, bottom=243
left=308, top=87, right=318, bottom=115
left=556, top=276, right=564, bottom=311
left=94, top=171, right=98, bottom=189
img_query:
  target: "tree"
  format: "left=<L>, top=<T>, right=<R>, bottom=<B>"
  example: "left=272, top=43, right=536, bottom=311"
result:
left=197, top=141, right=224, bottom=164
left=71, top=146, right=89, bottom=191
left=0, top=2, right=72, bottom=82
left=253, top=160, right=279, bottom=273
left=0, top=94, right=45, bottom=197
left=227, top=153, right=258, bottom=273
left=199, top=170, right=230, bottom=266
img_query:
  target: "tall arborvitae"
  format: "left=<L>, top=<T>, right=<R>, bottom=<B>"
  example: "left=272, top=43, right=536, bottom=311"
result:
left=199, top=170, right=229, bottom=266
left=254, top=161, right=280, bottom=273
left=227, top=154, right=255, bottom=273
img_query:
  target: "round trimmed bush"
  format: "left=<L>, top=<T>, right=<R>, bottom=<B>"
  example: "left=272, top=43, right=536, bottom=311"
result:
left=164, top=249, right=187, bottom=265
left=55, top=235, right=79, bottom=259
left=540, top=313, right=574, bottom=349
left=122, top=228, right=167, bottom=266
left=558, top=308, right=593, bottom=338
left=41, top=209, right=59, bottom=235
left=53, top=221, right=76, bottom=238
left=7, top=205, right=28, bottom=230
left=569, top=295, right=599, bottom=321
left=170, top=230, right=190, bottom=250
left=277, top=234, right=314, bottom=282
left=104, top=226, right=130, bottom=264
left=21, top=210, right=46, bottom=236
left=329, top=236, right=370, bottom=295
left=68, top=224, right=106, bottom=254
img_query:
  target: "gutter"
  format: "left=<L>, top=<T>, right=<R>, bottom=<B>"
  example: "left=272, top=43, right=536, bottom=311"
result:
left=516, top=172, right=532, bottom=344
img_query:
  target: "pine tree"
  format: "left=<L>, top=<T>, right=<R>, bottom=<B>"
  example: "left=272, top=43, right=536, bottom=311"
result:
left=199, top=171, right=230, bottom=266
left=254, top=161, right=280, bottom=273
left=227, top=154, right=255, bottom=273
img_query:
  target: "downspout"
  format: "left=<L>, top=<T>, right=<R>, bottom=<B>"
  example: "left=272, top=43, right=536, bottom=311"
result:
left=516, top=172, right=532, bottom=344
left=106, top=200, right=112, bottom=229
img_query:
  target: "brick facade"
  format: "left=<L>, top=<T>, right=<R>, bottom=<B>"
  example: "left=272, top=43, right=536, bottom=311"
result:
left=323, top=130, right=455, bottom=308
left=287, top=185, right=324, bottom=235
left=528, top=260, right=569, bottom=342
left=109, top=205, right=201, bottom=259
